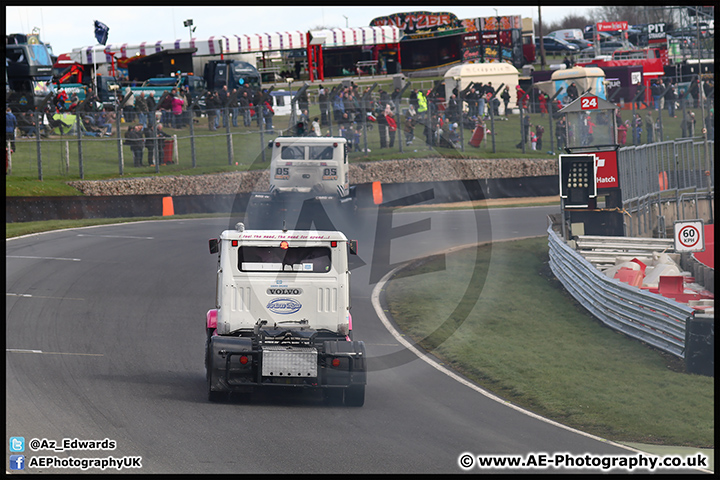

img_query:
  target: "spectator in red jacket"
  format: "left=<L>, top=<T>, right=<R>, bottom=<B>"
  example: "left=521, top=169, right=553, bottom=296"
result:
left=386, top=110, right=397, bottom=148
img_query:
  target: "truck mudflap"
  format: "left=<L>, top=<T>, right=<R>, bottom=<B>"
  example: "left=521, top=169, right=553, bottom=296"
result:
left=206, top=335, right=366, bottom=405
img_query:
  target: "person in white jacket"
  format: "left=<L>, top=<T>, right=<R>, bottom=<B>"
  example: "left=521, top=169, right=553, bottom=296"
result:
left=311, top=117, right=321, bottom=136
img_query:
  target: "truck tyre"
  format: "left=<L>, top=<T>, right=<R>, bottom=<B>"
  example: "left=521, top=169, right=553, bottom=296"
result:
left=204, top=328, right=214, bottom=371
left=207, top=377, right=228, bottom=402
left=206, top=335, right=228, bottom=402
left=323, top=388, right=344, bottom=406
left=344, top=385, right=365, bottom=407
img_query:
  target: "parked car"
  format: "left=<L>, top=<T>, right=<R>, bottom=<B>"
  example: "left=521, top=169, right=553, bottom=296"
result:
left=670, top=23, right=713, bottom=39
left=535, top=36, right=580, bottom=54
left=547, top=29, right=585, bottom=42
left=583, top=30, right=615, bottom=42
left=566, top=38, right=593, bottom=50
left=625, top=28, right=644, bottom=46
left=581, top=41, right=635, bottom=56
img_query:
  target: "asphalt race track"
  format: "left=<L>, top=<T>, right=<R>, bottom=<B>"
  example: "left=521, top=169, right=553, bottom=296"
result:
left=6, top=203, right=707, bottom=474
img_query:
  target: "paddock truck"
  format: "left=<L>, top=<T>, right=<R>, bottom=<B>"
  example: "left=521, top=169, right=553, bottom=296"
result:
left=245, top=136, right=355, bottom=230
left=205, top=223, right=366, bottom=406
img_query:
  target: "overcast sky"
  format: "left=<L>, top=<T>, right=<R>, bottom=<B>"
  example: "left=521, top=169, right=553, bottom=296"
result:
left=7, top=6, right=597, bottom=55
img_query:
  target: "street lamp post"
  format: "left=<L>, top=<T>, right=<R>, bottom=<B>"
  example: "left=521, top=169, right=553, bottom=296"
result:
left=287, top=78, right=295, bottom=128
left=183, top=19, right=195, bottom=40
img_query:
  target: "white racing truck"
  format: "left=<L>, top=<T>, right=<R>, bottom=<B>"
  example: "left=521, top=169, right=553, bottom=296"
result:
left=246, top=136, right=355, bottom=230
left=205, top=223, right=366, bottom=406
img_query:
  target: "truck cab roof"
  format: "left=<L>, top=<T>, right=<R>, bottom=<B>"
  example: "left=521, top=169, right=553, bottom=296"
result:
left=143, top=77, right=179, bottom=87
left=220, top=227, right=349, bottom=243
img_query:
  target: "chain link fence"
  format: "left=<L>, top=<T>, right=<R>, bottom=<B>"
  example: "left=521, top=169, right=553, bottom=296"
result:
left=6, top=80, right=712, bottom=181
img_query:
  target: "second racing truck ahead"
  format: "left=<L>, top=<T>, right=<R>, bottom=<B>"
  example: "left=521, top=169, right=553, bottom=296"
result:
left=246, top=136, right=355, bottom=230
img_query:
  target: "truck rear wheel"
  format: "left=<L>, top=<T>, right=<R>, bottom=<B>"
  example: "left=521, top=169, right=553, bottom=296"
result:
left=204, top=328, right=214, bottom=370
left=323, top=388, right=344, bottom=406
left=206, top=335, right=228, bottom=402
left=207, top=379, right=228, bottom=402
left=344, top=385, right=365, bottom=407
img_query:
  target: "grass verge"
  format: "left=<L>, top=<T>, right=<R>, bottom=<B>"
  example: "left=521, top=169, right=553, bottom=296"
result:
left=5, top=213, right=229, bottom=238
left=384, top=237, right=714, bottom=448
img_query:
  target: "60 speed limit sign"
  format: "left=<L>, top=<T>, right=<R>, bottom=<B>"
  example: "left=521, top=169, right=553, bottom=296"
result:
left=674, top=220, right=705, bottom=252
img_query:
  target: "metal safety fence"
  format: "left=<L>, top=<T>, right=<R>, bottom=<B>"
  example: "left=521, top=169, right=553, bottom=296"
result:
left=547, top=223, right=694, bottom=359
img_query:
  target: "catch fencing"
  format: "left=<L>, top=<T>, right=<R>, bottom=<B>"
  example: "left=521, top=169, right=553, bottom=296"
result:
left=4, top=83, right=593, bottom=180
left=618, top=138, right=714, bottom=236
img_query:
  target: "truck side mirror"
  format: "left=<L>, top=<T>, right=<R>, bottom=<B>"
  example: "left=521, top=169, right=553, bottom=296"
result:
left=209, top=238, right=219, bottom=254
left=348, top=240, right=358, bottom=255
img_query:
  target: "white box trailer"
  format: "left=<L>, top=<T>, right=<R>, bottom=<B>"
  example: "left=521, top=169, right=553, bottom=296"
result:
left=444, top=62, right=520, bottom=115
left=205, top=223, right=365, bottom=405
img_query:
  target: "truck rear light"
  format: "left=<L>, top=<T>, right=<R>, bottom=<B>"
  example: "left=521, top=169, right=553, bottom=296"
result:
left=240, top=355, right=249, bottom=365
left=331, top=358, right=341, bottom=367
left=275, top=142, right=281, bottom=147
left=280, top=241, right=289, bottom=250
left=333, top=142, right=338, bottom=148
left=331, top=241, right=337, bottom=247
left=232, top=240, right=238, bottom=247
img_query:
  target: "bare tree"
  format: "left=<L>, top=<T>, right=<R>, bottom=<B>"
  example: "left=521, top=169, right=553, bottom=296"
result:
left=534, top=12, right=594, bottom=35
left=535, top=6, right=688, bottom=35
left=557, top=13, right=594, bottom=30
left=593, top=6, right=682, bottom=28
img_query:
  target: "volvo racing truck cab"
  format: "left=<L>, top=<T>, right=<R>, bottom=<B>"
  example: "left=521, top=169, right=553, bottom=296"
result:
left=246, top=136, right=355, bottom=230
left=205, top=223, right=365, bottom=406
left=269, top=136, right=351, bottom=198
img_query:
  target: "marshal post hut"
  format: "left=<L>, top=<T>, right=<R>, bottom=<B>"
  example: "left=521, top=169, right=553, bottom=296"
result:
left=557, top=93, right=626, bottom=238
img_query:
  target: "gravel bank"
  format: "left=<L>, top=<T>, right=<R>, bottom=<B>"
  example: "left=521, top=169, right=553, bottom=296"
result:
left=67, top=158, right=557, bottom=196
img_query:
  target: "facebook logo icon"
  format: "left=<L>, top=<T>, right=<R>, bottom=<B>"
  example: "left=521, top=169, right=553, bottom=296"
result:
left=10, top=454, right=25, bottom=470
left=10, top=436, right=25, bottom=452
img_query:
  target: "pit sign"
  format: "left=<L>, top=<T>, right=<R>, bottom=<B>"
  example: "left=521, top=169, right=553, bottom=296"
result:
left=674, top=220, right=705, bottom=252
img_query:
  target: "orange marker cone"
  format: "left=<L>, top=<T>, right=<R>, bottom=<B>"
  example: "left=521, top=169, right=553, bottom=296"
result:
left=162, top=196, right=175, bottom=216
left=372, top=181, right=383, bottom=205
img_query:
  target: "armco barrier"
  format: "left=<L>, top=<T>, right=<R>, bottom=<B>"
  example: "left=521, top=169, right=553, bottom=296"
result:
left=547, top=223, right=695, bottom=359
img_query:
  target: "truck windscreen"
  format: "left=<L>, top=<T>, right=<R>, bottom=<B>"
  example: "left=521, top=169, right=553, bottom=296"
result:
left=26, top=45, right=53, bottom=67
left=279, top=146, right=335, bottom=160
left=281, top=146, right=304, bottom=160
left=309, top=146, right=334, bottom=160
left=238, top=246, right=331, bottom=273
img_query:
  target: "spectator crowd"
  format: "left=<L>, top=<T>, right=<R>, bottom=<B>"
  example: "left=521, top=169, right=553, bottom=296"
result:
left=6, top=73, right=714, bottom=161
